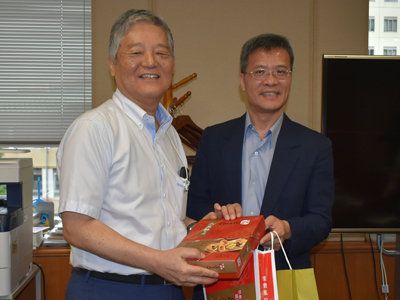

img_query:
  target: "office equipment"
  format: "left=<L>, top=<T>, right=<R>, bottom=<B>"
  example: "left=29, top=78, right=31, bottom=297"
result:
left=32, top=177, right=47, bottom=210
left=0, top=158, right=34, bottom=296
left=35, top=201, right=54, bottom=229
left=0, top=264, right=41, bottom=300
left=322, top=55, right=400, bottom=233
left=33, top=226, right=48, bottom=249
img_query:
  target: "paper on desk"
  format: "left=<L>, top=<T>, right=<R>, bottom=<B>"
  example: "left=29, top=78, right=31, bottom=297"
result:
left=33, top=226, right=49, bottom=233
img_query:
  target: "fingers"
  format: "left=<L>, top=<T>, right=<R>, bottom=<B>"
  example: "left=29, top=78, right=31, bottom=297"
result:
left=207, top=203, right=243, bottom=221
left=215, top=203, right=242, bottom=220
left=214, top=203, right=222, bottom=212
left=214, top=203, right=223, bottom=219
left=202, top=212, right=218, bottom=220
left=179, top=264, right=220, bottom=286
left=259, top=231, right=272, bottom=245
left=259, top=215, right=291, bottom=251
left=161, top=248, right=219, bottom=286
left=264, top=215, right=291, bottom=240
left=180, top=247, right=207, bottom=261
left=259, top=233, right=281, bottom=251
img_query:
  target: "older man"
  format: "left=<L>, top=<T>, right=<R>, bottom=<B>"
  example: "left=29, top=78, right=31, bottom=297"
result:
left=187, top=33, right=334, bottom=299
left=57, top=9, right=219, bottom=300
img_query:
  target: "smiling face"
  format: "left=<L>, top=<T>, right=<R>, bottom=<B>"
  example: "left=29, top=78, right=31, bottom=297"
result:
left=109, top=21, right=173, bottom=114
left=240, top=47, right=292, bottom=120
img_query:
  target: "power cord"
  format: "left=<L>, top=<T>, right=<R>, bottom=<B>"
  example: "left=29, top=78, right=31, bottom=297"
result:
left=369, top=234, right=381, bottom=300
left=377, top=234, right=394, bottom=300
left=33, top=262, right=46, bottom=300
left=376, top=234, right=400, bottom=256
left=340, top=234, right=353, bottom=300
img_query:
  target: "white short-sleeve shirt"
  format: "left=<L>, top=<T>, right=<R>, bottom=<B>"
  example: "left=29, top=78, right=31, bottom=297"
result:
left=57, top=89, right=188, bottom=275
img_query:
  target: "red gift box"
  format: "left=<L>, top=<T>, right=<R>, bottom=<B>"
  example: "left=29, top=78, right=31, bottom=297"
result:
left=178, top=215, right=265, bottom=279
left=204, top=249, right=279, bottom=300
left=205, top=252, right=257, bottom=299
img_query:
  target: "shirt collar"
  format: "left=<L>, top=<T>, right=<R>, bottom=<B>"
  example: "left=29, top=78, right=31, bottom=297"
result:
left=113, top=89, right=173, bottom=135
left=244, top=111, right=284, bottom=146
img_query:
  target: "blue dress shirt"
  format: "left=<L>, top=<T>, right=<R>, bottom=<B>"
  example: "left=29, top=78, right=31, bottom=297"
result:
left=242, top=112, right=283, bottom=216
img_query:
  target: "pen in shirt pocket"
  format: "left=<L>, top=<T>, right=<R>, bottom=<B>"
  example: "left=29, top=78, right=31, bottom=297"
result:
left=179, top=166, right=189, bottom=179
left=179, top=166, right=190, bottom=191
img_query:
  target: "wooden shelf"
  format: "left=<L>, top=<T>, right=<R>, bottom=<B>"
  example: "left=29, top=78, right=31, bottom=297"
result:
left=33, top=239, right=398, bottom=300
left=311, top=239, right=397, bottom=300
left=33, top=246, right=72, bottom=300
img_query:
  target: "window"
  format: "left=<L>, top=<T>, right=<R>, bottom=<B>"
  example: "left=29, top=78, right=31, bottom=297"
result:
left=0, top=184, right=6, bottom=196
left=0, top=0, right=92, bottom=146
left=2, top=147, right=60, bottom=213
left=369, top=47, right=375, bottom=55
left=0, top=1, right=91, bottom=214
left=384, top=17, right=398, bottom=32
left=33, top=166, right=58, bottom=200
left=384, top=47, right=397, bottom=55
left=369, top=17, right=375, bottom=32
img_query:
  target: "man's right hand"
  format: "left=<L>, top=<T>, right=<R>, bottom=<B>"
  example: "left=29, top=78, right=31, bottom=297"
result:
left=63, top=212, right=218, bottom=286
left=148, top=247, right=219, bottom=286
left=202, top=203, right=242, bottom=220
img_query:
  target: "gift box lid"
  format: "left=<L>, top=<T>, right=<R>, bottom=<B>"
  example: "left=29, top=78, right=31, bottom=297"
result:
left=179, top=215, right=265, bottom=279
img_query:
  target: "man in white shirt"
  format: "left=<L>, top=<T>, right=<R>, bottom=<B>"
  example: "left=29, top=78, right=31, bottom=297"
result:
left=57, top=9, right=221, bottom=300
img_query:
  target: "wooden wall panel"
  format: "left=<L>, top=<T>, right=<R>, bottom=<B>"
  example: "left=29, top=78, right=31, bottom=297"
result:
left=312, top=241, right=396, bottom=300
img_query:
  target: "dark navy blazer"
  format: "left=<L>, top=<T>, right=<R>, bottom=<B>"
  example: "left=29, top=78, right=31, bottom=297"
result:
left=187, top=113, right=334, bottom=270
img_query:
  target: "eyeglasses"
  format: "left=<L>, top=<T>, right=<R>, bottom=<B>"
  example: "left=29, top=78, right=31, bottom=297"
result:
left=244, top=68, right=292, bottom=80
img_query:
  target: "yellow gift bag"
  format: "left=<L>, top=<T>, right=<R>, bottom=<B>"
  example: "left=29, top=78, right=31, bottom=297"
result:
left=275, top=232, right=319, bottom=300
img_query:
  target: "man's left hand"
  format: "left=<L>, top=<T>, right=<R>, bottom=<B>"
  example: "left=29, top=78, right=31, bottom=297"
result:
left=259, top=215, right=291, bottom=251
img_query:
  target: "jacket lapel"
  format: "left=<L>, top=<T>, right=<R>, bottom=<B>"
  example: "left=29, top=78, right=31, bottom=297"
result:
left=221, top=114, right=246, bottom=204
left=260, top=114, right=300, bottom=215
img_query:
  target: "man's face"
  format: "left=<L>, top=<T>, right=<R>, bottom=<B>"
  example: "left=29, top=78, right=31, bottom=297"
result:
left=109, top=21, right=173, bottom=110
left=240, top=47, right=292, bottom=118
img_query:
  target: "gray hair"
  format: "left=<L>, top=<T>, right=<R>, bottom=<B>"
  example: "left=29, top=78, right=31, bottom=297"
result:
left=240, top=33, right=294, bottom=73
left=108, top=9, right=174, bottom=63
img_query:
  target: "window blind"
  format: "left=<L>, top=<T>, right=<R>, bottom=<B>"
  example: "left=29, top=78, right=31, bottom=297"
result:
left=0, top=0, right=92, bottom=146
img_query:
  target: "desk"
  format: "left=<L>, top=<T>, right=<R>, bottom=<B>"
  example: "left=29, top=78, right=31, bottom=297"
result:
left=0, top=265, right=41, bottom=300
left=33, top=240, right=398, bottom=300
left=33, top=246, right=72, bottom=300
left=312, top=238, right=396, bottom=300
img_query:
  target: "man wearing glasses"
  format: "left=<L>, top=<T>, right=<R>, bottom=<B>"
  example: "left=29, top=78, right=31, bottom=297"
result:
left=187, top=33, right=334, bottom=299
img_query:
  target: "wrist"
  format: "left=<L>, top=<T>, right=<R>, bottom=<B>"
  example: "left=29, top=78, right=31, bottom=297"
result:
left=283, top=220, right=291, bottom=239
left=186, top=221, right=198, bottom=234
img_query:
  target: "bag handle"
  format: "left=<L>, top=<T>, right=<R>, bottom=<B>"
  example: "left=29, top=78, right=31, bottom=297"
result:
left=272, top=230, right=292, bottom=270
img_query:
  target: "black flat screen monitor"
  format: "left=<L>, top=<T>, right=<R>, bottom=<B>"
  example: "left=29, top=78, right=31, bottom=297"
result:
left=322, top=54, right=400, bottom=233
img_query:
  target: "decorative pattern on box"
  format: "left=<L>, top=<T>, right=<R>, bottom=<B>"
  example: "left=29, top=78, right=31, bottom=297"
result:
left=178, top=215, right=265, bottom=279
left=204, top=252, right=256, bottom=300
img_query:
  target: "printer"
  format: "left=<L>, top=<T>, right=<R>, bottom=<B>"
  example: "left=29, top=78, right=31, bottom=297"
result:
left=0, top=158, right=33, bottom=296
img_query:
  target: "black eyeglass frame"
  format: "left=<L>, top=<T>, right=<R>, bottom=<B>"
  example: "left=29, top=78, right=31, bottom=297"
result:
left=244, top=68, right=292, bottom=80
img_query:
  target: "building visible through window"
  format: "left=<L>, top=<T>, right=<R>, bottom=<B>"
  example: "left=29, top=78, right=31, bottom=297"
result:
left=384, top=17, right=398, bottom=32
left=1, top=148, right=60, bottom=213
left=369, top=0, right=400, bottom=55
left=369, top=17, right=375, bottom=31
left=369, top=47, right=375, bottom=55
left=384, top=47, right=397, bottom=55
